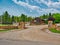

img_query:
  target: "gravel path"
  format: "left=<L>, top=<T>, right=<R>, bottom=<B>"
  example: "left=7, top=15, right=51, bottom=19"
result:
left=0, top=25, right=60, bottom=45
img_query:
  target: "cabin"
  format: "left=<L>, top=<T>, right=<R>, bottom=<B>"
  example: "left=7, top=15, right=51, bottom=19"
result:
left=30, top=17, right=45, bottom=25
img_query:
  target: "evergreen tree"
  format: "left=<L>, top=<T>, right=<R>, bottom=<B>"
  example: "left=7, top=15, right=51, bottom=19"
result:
left=12, top=16, right=15, bottom=23
left=49, top=13, right=52, bottom=17
left=2, top=11, right=11, bottom=24
left=20, top=14, right=27, bottom=22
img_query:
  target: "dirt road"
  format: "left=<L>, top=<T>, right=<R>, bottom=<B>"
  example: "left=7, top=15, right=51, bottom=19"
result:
left=0, top=25, right=60, bottom=45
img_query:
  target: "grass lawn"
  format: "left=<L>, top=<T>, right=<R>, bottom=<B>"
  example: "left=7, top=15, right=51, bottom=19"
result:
left=0, top=29, right=10, bottom=32
left=50, top=28, right=60, bottom=33
left=0, top=24, right=11, bottom=26
left=0, top=29, right=18, bottom=32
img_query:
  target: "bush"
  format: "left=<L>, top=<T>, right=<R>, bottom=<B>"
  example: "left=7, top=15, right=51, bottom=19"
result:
left=50, top=28, right=60, bottom=33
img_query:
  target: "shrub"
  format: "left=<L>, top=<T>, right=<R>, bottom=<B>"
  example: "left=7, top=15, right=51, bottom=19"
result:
left=50, top=28, right=60, bottom=33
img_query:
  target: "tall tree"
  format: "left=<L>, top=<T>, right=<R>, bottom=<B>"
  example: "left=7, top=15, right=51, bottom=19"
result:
left=2, top=11, right=11, bottom=24
left=12, top=16, right=15, bottom=23
left=43, top=14, right=46, bottom=19
left=53, top=13, right=60, bottom=23
left=27, top=17, right=32, bottom=22
left=49, top=13, right=52, bottom=17
left=20, top=14, right=27, bottom=22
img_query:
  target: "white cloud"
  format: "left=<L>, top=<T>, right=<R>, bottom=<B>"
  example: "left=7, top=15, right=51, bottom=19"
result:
left=12, top=0, right=40, bottom=10
left=43, top=8, right=60, bottom=13
left=42, top=0, right=60, bottom=8
left=12, top=0, right=60, bottom=15
left=12, top=0, right=60, bottom=9
left=34, top=0, right=60, bottom=8
left=36, top=8, right=60, bottom=15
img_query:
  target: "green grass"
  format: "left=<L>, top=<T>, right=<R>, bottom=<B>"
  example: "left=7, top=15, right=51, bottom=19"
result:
left=0, top=28, right=18, bottom=32
left=0, top=24, right=10, bottom=26
left=0, top=30, right=10, bottom=32
left=50, top=28, right=60, bottom=33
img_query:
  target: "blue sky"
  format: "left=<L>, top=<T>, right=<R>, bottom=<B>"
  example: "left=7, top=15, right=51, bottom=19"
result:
left=0, top=0, right=60, bottom=16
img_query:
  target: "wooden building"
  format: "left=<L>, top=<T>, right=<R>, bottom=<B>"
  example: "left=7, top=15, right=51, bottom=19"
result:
left=30, top=17, right=45, bottom=25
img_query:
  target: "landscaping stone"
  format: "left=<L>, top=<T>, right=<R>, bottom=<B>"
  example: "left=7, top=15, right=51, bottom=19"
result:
left=18, top=22, right=25, bottom=29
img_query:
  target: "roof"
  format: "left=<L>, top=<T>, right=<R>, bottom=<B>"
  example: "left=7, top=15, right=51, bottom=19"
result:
left=48, top=17, right=55, bottom=21
left=34, top=17, right=42, bottom=22
left=31, top=17, right=45, bottom=22
left=35, top=17, right=40, bottom=20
